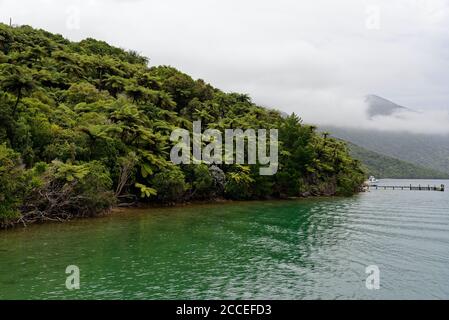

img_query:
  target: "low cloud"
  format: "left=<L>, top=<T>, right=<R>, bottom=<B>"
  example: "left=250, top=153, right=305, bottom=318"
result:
left=364, top=109, right=449, bottom=135
left=1, top=0, right=449, bottom=134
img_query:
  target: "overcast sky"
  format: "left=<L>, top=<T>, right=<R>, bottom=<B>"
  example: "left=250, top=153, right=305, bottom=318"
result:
left=2, top=0, right=449, bottom=133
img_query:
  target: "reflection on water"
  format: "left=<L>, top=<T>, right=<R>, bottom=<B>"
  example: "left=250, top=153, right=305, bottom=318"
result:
left=0, top=179, right=448, bottom=299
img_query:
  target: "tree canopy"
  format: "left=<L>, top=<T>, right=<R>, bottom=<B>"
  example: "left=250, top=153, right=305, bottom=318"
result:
left=0, top=23, right=365, bottom=227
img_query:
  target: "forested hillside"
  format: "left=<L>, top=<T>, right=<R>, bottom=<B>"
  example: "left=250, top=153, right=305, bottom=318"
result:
left=326, top=126, right=449, bottom=175
left=0, top=24, right=365, bottom=227
left=347, top=142, right=449, bottom=179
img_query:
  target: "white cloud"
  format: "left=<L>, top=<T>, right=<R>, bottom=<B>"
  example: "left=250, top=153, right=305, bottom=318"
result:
left=2, top=0, right=449, bottom=134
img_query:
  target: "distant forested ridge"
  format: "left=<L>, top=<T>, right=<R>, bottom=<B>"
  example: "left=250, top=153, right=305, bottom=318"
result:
left=0, top=24, right=365, bottom=227
left=346, top=142, right=449, bottom=179
left=325, top=126, right=449, bottom=175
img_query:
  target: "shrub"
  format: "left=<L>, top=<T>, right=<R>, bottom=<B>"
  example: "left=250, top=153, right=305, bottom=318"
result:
left=22, top=160, right=115, bottom=221
left=191, top=164, right=215, bottom=200
left=251, top=166, right=274, bottom=199
left=336, top=172, right=365, bottom=196
left=275, top=170, right=301, bottom=197
left=152, top=166, right=189, bottom=203
left=224, top=165, right=254, bottom=200
left=0, top=144, right=29, bottom=224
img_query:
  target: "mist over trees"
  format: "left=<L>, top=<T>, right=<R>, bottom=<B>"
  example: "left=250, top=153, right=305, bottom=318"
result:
left=325, top=126, right=449, bottom=176
left=346, top=142, right=449, bottom=179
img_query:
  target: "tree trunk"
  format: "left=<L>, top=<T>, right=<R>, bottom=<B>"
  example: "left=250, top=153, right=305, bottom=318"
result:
left=12, top=87, right=22, bottom=117
left=5, top=122, right=15, bottom=148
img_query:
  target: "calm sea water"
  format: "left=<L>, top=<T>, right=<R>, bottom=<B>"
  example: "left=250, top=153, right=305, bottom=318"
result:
left=1, top=179, right=448, bottom=300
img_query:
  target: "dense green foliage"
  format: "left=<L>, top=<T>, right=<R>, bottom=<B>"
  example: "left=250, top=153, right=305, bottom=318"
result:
left=0, top=24, right=365, bottom=226
left=347, top=142, right=449, bottom=179
left=0, top=144, right=29, bottom=220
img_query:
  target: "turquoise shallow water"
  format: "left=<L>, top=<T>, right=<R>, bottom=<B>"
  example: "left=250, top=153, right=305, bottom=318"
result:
left=1, top=179, right=448, bottom=299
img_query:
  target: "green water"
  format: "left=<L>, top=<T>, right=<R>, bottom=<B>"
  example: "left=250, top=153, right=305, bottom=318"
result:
left=1, top=179, right=449, bottom=299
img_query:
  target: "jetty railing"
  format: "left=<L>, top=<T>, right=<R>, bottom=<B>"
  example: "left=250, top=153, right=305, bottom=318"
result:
left=368, top=184, right=445, bottom=192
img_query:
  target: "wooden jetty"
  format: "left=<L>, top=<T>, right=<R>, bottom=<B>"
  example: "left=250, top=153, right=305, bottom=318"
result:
left=369, top=184, right=445, bottom=192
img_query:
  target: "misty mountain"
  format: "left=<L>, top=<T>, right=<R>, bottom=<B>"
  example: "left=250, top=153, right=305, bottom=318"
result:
left=325, top=126, right=449, bottom=175
left=365, top=94, right=411, bottom=118
left=346, top=142, right=449, bottom=179
left=319, top=95, right=449, bottom=177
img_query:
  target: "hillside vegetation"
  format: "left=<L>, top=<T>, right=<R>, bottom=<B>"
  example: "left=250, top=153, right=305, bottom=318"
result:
left=0, top=24, right=365, bottom=227
left=326, top=126, right=449, bottom=175
left=347, top=142, right=449, bottom=179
